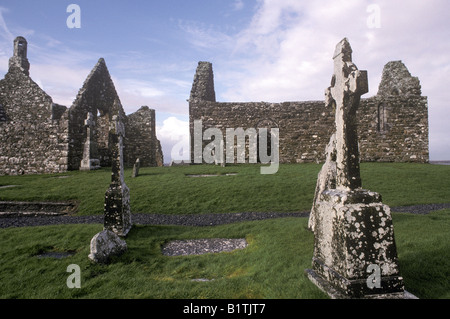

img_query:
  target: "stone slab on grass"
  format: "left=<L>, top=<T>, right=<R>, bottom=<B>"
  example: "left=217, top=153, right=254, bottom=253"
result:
left=162, top=238, right=248, bottom=256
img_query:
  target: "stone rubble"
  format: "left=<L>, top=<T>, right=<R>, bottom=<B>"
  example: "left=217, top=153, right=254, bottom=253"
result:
left=88, top=230, right=127, bottom=264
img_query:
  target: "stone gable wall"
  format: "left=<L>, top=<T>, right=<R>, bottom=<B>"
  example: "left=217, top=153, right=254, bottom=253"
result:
left=67, top=58, right=122, bottom=169
left=0, top=70, right=69, bottom=175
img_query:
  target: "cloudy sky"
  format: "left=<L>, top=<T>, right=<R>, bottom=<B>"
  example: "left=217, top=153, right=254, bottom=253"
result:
left=0, top=0, right=449, bottom=162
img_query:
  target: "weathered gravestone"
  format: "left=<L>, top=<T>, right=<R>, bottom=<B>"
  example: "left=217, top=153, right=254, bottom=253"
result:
left=132, top=158, right=140, bottom=178
left=306, top=38, right=405, bottom=298
left=103, top=106, right=132, bottom=237
left=80, top=112, right=101, bottom=171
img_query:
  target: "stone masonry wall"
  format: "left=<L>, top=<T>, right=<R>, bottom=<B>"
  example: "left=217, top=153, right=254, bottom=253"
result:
left=189, top=61, right=429, bottom=164
left=68, top=58, right=163, bottom=170
left=68, top=58, right=122, bottom=169
left=0, top=68, right=69, bottom=175
left=0, top=37, right=163, bottom=176
left=124, top=106, right=164, bottom=167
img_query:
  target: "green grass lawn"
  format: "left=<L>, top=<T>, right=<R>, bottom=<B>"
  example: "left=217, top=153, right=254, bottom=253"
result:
left=0, top=211, right=448, bottom=299
left=0, top=163, right=449, bottom=299
left=0, top=163, right=449, bottom=215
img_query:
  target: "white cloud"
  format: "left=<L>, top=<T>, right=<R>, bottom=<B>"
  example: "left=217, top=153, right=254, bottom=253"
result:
left=178, top=19, right=234, bottom=52
left=156, top=117, right=190, bottom=163
left=31, top=64, right=90, bottom=106
left=119, top=78, right=165, bottom=98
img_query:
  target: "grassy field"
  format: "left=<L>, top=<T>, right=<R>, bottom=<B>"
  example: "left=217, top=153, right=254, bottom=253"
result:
left=0, top=163, right=449, bottom=299
left=0, top=163, right=449, bottom=215
left=0, top=211, right=448, bottom=299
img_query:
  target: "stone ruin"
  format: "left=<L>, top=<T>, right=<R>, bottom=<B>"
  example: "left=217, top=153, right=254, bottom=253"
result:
left=305, top=38, right=407, bottom=299
left=189, top=59, right=429, bottom=165
left=0, top=36, right=164, bottom=176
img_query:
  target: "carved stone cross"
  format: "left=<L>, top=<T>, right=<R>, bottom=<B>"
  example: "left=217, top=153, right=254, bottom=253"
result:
left=80, top=112, right=100, bottom=171
left=84, top=112, right=95, bottom=128
left=104, top=107, right=131, bottom=237
left=325, top=38, right=368, bottom=190
left=306, top=38, right=407, bottom=299
left=109, top=114, right=126, bottom=184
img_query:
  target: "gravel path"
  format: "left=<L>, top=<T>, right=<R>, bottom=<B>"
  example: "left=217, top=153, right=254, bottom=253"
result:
left=0, top=203, right=449, bottom=229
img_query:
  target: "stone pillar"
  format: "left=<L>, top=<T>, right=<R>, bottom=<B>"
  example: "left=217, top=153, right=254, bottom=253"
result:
left=189, top=61, right=216, bottom=103
left=104, top=111, right=132, bottom=237
left=9, top=36, right=30, bottom=76
left=80, top=112, right=100, bottom=171
left=306, top=38, right=406, bottom=299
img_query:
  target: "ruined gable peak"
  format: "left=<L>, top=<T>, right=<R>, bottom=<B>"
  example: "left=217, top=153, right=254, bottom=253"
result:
left=377, top=60, right=421, bottom=97
left=71, top=57, right=121, bottom=116
left=8, top=36, right=30, bottom=76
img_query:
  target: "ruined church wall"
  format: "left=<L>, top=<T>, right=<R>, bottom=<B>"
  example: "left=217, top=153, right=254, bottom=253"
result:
left=67, top=59, right=120, bottom=170
left=190, top=96, right=429, bottom=164
left=68, top=59, right=164, bottom=170
left=124, top=106, right=164, bottom=167
left=189, top=61, right=429, bottom=164
left=0, top=71, right=69, bottom=175
left=190, top=100, right=334, bottom=163
left=358, top=96, right=429, bottom=163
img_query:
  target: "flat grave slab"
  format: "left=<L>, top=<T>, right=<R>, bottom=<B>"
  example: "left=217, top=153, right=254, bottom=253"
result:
left=162, top=238, right=248, bottom=256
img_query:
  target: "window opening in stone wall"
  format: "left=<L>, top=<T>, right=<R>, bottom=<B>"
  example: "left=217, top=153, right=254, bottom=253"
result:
left=17, top=41, right=26, bottom=57
left=377, top=103, right=387, bottom=133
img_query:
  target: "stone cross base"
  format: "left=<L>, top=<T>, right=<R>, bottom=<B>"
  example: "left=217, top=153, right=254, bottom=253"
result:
left=307, top=189, right=405, bottom=298
left=104, top=182, right=132, bottom=237
left=305, top=268, right=416, bottom=299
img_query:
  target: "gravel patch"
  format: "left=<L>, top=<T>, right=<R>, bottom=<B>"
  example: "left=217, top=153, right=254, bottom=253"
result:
left=0, top=212, right=308, bottom=229
left=390, top=203, right=450, bottom=214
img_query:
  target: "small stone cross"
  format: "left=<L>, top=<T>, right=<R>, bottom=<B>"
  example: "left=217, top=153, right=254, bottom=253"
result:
left=110, top=114, right=126, bottom=184
left=84, top=112, right=95, bottom=128
left=325, top=38, right=368, bottom=190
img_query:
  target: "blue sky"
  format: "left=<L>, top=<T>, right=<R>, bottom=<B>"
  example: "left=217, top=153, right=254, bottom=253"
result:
left=1, top=0, right=449, bottom=162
